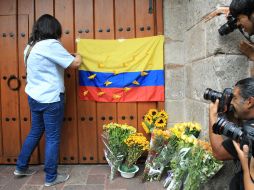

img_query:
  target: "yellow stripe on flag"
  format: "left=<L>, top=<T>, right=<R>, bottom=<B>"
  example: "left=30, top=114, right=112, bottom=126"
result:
left=77, top=35, right=164, bottom=73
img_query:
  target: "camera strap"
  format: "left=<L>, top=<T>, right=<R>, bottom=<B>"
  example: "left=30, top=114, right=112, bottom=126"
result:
left=25, top=43, right=35, bottom=67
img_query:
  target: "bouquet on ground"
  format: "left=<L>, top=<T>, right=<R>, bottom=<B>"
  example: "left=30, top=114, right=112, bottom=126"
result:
left=102, top=123, right=136, bottom=180
left=142, top=109, right=168, bottom=134
left=164, top=137, right=195, bottom=190
left=142, top=128, right=171, bottom=181
left=183, top=140, right=223, bottom=190
left=119, top=133, right=149, bottom=173
left=163, top=122, right=202, bottom=189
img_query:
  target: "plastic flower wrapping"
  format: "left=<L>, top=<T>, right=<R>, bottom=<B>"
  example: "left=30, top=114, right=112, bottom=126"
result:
left=142, top=119, right=202, bottom=182
left=142, top=128, right=171, bottom=181
left=102, top=123, right=136, bottom=180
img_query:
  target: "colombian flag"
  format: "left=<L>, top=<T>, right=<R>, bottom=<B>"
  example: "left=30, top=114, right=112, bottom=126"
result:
left=77, top=35, right=164, bottom=102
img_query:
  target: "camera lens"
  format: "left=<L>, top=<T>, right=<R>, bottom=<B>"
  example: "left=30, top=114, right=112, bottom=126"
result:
left=204, top=88, right=223, bottom=103
left=213, top=117, right=243, bottom=141
left=218, top=16, right=237, bottom=36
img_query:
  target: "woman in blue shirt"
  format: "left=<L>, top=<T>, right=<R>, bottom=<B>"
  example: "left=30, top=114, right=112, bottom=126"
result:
left=14, top=14, right=82, bottom=187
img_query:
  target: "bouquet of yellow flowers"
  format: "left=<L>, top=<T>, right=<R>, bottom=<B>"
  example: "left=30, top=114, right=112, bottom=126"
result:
left=142, top=109, right=168, bottom=133
left=163, top=122, right=202, bottom=189
left=183, top=140, right=223, bottom=190
left=142, top=128, right=171, bottom=181
left=164, top=123, right=223, bottom=190
left=119, top=133, right=149, bottom=173
left=102, top=123, right=136, bottom=180
left=170, top=122, right=201, bottom=140
left=164, top=135, right=196, bottom=189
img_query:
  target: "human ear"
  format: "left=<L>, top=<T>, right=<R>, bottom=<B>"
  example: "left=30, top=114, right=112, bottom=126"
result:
left=251, top=12, right=254, bottom=23
left=247, top=96, right=254, bottom=109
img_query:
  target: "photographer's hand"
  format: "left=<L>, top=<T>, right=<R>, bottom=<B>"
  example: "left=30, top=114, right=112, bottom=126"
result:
left=233, top=141, right=249, bottom=170
left=209, top=99, right=233, bottom=160
left=239, top=40, right=254, bottom=61
left=233, top=141, right=254, bottom=189
left=209, top=99, right=219, bottom=126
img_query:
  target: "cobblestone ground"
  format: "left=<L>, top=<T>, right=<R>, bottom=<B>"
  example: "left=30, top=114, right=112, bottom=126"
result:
left=0, top=164, right=165, bottom=190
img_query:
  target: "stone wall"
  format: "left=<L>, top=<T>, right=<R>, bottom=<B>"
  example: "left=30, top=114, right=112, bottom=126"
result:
left=163, top=0, right=253, bottom=189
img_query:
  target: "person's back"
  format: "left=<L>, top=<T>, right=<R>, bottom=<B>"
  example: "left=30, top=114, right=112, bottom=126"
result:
left=25, top=39, right=73, bottom=103
left=14, top=14, right=82, bottom=187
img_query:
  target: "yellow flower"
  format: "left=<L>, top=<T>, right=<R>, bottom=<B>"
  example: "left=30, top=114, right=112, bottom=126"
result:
left=155, top=117, right=167, bottom=129
left=186, top=137, right=194, bottom=144
left=148, top=109, right=158, bottom=117
left=181, top=134, right=187, bottom=141
left=157, top=110, right=169, bottom=119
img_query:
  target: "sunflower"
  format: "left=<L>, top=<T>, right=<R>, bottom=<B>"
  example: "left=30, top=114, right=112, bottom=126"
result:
left=157, top=110, right=169, bottom=119
left=154, top=117, right=167, bottom=129
left=148, top=109, right=158, bottom=117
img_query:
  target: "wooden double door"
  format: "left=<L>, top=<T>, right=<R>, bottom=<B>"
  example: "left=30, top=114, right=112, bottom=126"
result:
left=0, top=0, right=164, bottom=164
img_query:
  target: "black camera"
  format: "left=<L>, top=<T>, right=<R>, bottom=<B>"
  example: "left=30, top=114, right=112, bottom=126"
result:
left=204, top=88, right=233, bottom=113
left=218, top=15, right=238, bottom=36
left=213, top=117, right=254, bottom=157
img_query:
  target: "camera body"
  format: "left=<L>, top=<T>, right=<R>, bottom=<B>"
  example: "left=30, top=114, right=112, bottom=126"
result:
left=204, top=88, right=233, bottom=113
left=218, top=15, right=238, bottom=36
left=213, top=117, right=254, bottom=157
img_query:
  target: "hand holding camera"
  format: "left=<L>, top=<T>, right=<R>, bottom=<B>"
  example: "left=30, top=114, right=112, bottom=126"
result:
left=204, top=88, right=254, bottom=157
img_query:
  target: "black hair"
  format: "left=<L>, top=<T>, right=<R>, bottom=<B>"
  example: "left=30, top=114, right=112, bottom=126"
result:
left=28, top=14, right=62, bottom=45
left=230, top=0, right=254, bottom=18
left=235, top=77, right=254, bottom=99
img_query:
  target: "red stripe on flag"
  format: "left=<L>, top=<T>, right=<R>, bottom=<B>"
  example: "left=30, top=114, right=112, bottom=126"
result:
left=79, top=86, right=164, bottom=102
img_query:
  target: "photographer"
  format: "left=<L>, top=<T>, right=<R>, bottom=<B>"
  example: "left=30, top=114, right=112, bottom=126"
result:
left=209, top=77, right=254, bottom=190
left=229, top=0, right=254, bottom=61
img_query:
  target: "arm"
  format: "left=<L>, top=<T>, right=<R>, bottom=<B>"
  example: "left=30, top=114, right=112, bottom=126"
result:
left=233, top=141, right=254, bottom=190
left=69, top=53, right=82, bottom=68
left=209, top=99, right=234, bottom=160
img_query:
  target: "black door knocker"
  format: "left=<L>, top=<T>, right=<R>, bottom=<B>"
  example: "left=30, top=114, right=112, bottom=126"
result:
left=7, top=75, right=21, bottom=91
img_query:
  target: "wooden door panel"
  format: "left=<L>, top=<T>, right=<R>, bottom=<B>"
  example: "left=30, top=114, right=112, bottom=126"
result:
left=18, top=14, right=39, bottom=164
left=135, top=0, right=157, bottom=136
left=115, top=0, right=135, bottom=39
left=115, top=0, right=137, bottom=129
left=55, top=0, right=78, bottom=164
left=0, top=0, right=16, bottom=15
left=18, top=0, right=35, bottom=32
left=75, top=0, right=94, bottom=39
left=75, top=0, right=98, bottom=163
left=35, top=0, right=54, bottom=19
left=94, top=0, right=115, bottom=163
left=94, top=0, right=114, bottom=39
left=156, top=0, right=164, bottom=35
left=135, top=0, right=155, bottom=37
left=0, top=15, right=20, bottom=164
left=97, top=103, right=117, bottom=163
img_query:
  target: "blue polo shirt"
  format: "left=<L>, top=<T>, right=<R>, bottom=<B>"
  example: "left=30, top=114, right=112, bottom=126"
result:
left=24, top=39, right=74, bottom=103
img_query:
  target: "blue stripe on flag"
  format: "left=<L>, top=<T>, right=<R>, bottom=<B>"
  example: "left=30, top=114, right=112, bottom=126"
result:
left=79, top=70, right=164, bottom=87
